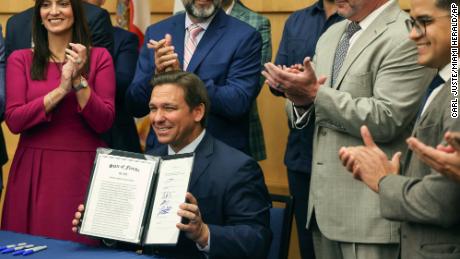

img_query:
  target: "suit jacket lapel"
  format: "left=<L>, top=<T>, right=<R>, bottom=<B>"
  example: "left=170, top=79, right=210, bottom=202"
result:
left=402, top=80, right=451, bottom=172
left=187, top=10, right=227, bottom=72
left=334, top=1, right=400, bottom=89
left=188, top=133, right=213, bottom=190
left=414, top=79, right=451, bottom=130
left=172, top=14, right=186, bottom=68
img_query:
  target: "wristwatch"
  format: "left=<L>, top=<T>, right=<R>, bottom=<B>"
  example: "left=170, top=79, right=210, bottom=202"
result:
left=73, top=76, right=88, bottom=92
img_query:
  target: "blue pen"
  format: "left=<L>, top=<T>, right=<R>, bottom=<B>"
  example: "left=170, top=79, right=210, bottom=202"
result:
left=23, top=246, right=47, bottom=256
left=0, top=243, right=27, bottom=251
left=12, top=245, right=35, bottom=256
left=2, top=244, right=32, bottom=254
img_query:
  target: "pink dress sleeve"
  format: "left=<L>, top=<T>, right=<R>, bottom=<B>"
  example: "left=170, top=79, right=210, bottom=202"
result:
left=78, top=48, right=115, bottom=133
left=5, top=51, right=51, bottom=134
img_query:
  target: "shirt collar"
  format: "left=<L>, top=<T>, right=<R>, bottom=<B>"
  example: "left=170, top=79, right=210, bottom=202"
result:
left=225, top=0, right=236, bottom=15
left=185, top=12, right=215, bottom=31
left=354, top=0, right=392, bottom=31
left=439, top=63, right=451, bottom=82
left=168, top=130, right=206, bottom=155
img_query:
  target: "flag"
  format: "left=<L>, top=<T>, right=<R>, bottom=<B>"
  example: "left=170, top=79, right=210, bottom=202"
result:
left=173, top=0, right=185, bottom=14
left=116, top=0, right=150, bottom=48
left=129, top=0, right=150, bottom=47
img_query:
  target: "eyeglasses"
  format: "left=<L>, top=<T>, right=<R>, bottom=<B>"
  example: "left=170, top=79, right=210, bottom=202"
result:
left=405, top=15, right=450, bottom=36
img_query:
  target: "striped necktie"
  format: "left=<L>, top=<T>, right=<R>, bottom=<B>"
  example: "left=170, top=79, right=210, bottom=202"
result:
left=183, top=24, right=204, bottom=71
left=332, top=22, right=361, bottom=86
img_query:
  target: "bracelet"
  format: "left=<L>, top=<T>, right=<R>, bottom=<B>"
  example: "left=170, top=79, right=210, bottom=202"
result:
left=73, top=76, right=89, bottom=91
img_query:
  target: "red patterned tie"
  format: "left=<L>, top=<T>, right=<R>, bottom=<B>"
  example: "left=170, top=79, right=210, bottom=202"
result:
left=183, top=24, right=204, bottom=71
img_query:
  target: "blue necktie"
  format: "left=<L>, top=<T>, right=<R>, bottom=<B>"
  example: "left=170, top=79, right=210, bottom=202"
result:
left=417, top=74, right=445, bottom=118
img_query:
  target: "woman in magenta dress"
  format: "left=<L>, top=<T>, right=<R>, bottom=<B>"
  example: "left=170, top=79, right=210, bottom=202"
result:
left=1, top=0, right=115, bottom=245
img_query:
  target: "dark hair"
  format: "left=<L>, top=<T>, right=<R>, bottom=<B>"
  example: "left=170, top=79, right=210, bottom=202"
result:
left=151, top=71, right=210, bottom=127
left=436, top=0, right=459, bottom=11
left=31, top=0, right=91, bottom=80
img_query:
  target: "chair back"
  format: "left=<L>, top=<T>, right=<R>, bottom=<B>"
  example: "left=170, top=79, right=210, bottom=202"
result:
left=268, top=194, right=294, bottom=259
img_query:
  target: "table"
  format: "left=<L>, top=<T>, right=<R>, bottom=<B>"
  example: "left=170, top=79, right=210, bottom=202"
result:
left=0, top=231, right=163, bottom=258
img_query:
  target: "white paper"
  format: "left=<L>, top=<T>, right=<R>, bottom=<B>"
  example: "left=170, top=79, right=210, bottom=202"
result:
left=80, top=154, right=157, bottom=243
left=145, top=156, right=194, bottom=245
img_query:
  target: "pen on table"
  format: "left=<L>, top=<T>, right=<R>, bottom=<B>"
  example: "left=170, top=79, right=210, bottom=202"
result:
left=0, top=243, right=27, bottom=251
left=2, top=244, right=31, bottom=254
left=12, top=245, right=35, bottom=256
left=23, top=245, right=48, bottom=256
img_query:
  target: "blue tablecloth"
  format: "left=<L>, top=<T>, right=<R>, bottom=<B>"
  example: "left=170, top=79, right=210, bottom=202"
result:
left=0, top=231, right=160, bottom=258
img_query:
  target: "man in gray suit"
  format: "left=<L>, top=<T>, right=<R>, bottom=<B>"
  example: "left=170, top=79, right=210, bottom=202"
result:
left=263, top=0, right=435, bottom=258
left=339, top=0, right=460, bottom=258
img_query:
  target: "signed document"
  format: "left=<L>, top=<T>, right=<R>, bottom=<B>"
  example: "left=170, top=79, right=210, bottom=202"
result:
left=145, top=156, right=194, bottom=244
left=79, top=148, right=194, bottom=245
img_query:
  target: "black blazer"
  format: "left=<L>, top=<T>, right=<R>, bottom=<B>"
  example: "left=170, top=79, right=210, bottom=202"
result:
left=5, top=2, right=114, bottom=57
left=100, top=27, right=141, bottom=153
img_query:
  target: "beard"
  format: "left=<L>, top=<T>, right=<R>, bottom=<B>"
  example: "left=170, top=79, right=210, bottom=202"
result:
left=183, top=0, right=222, bottom=21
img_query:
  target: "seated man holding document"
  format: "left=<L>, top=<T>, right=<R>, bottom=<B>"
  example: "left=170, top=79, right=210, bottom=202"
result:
left=72, top=71, right=272, bottom=259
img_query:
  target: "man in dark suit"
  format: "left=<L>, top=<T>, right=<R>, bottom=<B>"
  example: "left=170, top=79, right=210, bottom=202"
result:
left=339, top=0, right=460, bottom=257
left=84, top=0, right=141, bottom=152
left=0, top=25, right=7, bottom=196
left=101, top=27, right=141, bottom=152
left=5, top=1, right=113, bottom=57
left=126, top=0, right=262, bottom=154
left=74, top=71, right=271, bottom=259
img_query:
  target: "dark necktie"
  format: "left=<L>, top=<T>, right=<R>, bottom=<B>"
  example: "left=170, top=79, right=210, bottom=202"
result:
left=417, top=74, right=445, bottom=118
left=332, top=22, right=361, bottom=86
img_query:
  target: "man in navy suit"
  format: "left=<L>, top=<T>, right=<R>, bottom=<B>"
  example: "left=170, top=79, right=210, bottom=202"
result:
left=126, top=0, right=262, bottom=154
left=5, top=1, right=113, bottom=57
left=74, top=71, right=271, bottom=258
left=102, top=27, right=141, bottom=152
left=84, top=0, right=141, bottom=153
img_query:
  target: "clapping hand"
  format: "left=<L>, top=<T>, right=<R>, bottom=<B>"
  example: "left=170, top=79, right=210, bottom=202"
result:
left=262, top=57, right=327, bottom=106
left=148, top=34, right=180, bottom=74
left=61, top=43, right=87, bottom=92
left=339, top=126, right=401, bottom=192
left=407, top=131, right=460, bottom=183
left=66, top=43, right=87, bottom=78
